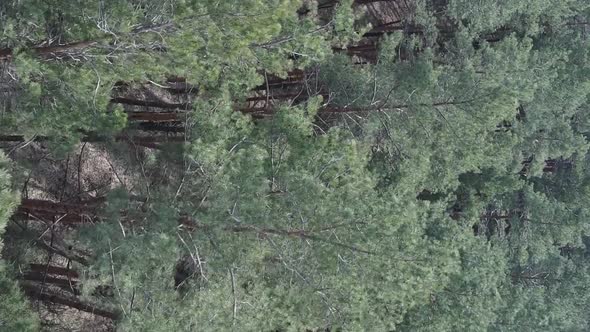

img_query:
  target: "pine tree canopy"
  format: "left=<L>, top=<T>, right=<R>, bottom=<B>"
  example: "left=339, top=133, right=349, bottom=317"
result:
left=1, top=0, right=590, bottom=331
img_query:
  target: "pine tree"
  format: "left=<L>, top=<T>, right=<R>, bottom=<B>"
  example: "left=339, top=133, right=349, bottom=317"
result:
left=0, top=151, right=40, bottom=331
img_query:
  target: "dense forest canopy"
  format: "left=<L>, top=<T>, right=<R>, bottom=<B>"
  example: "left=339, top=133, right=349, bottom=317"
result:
left=1, top=0, right=590, bottom=330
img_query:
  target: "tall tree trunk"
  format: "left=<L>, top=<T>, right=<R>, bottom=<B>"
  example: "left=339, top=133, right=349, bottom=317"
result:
left=0, top=40, right=98, bottom=61
left=318, top=0, right=393, bottom=10
left=23, top=264, right=81, bottom=295
left=27, top=264, right=79, bottom=279
left=0, top=134, right=186, bottom=149
left=111, top=97, right=191, bottom=110
left=34, top=240, right=90, bottom=266
left=21, top=282, right=119, bottom=320
left=134, top=122, right=186, bottom=133
left=125, top=111, right=183, bottom=122
left=22, top=272, right=79, bottom=291
left=19, top=198, right=104, bottom=216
